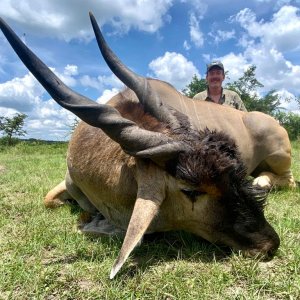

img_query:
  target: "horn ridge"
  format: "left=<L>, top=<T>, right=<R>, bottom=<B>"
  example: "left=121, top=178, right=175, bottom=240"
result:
left=89, top=12, right=145, bottom=94
left=89, top=12, right=182, bottom=129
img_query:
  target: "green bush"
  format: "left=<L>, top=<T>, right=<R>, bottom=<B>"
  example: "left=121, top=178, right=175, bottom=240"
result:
left=0, top=136, right=21, bottom=146
left=274, top=111, right=300, bottom=141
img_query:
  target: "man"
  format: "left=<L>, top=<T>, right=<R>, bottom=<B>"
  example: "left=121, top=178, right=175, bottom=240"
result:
left=193, top=61, right=247, bottom=111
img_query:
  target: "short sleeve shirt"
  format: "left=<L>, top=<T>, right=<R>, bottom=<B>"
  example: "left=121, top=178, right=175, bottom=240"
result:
left=193, top=88, right=247, bottom=111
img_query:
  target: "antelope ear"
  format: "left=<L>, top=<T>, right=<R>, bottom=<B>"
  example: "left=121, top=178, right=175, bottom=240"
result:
left=110, top=160, right=165, bottom=279
left=125, top=141, right=189, bottom=167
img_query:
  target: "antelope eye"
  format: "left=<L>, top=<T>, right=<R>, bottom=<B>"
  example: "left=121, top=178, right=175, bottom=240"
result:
left=181, top=189, right=206, bottom=199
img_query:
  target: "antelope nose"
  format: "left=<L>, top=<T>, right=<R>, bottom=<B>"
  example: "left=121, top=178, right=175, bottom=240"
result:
left=265, top=238, right=280, bottom=257
left=258, top=224, right=280, bottom=258
left=244, top=238, right=280, bottom=259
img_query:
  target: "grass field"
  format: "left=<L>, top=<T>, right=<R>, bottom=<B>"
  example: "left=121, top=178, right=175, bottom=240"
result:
left=0, top=140, right=299, bottom=299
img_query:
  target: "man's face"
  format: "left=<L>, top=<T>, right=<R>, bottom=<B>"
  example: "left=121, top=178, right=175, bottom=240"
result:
left=206, top=67, right=225, bottom=89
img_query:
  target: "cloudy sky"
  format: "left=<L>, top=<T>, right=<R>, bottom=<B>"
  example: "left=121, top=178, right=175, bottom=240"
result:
left=0, top=0, right=300, bottom=140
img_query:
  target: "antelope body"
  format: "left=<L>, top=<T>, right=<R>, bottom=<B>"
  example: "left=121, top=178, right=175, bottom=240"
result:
left=0, top=13, right=295, bottom=278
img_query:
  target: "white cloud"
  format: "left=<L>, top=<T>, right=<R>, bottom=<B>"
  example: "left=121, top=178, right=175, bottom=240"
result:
left=275, top=89, right=299, bottom=112
left=209, top=30, right=236, bottom=44
left=0, top=107, right=19, bottom=117
left=80, top=74, right=123, bottom=91
left=148, top=52, right=200, bottom=90
left=202, top=54, right=212, bottom=64
left=243, top=44, right=300, bottom=94
left=218, top=52, right=251, bottom=83
left=0, top=65, right=80, bottom=113
left=263, top=6, right=300, bottom=52
left=0, top=0, right=174, bottom=41
left=26, top=99, right=75, bottom=141
left=262, top=89, right=300, bottom=114
left=237, top=33, right=255, bottom=49
left=0, top=67, right=80, bottom=140
left=64, top=64, right=78, bottom=76
left=182, top=0, right=208, bottom=19
left=230, top=5, right=300, bottom=95
left=53, top=65, right=78, bottom=87
left=254, top=0, right=300, bottom=11
left=183, top=40, right=191, bottom=51
left=232, top=8, right=257, bottom=30
left=97, top=88, right=120, bottom=104
left=189, top=13, right=204, bottom=48
left=0, top=95, right=75, bottom=141
left=0, top=73, right=43, bottom=112
left=26, top=118, right=72, bottom=141
left=234, top=6, right=300, bottom=52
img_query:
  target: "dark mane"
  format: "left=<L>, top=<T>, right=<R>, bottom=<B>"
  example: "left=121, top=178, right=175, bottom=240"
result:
left=166, top=128, right=267, bottom=216
left=165, top=128, right=243, bottom=182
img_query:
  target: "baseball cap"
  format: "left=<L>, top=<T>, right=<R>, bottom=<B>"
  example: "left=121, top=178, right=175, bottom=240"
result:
left=207, top=61, right=224, bottom=73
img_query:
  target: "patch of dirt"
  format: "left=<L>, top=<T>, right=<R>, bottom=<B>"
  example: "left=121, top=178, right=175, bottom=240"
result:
left=0, top=165, right=6, bottom=173
left=77, top=279, right=95, bottom=291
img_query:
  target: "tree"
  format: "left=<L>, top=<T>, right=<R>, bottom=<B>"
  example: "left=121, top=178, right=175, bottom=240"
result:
left=182, top=75, right=207, bottom=98
left=226, top=65, right=264, bottom=111
left=0, top=113, right=27, bottom=145
left=274, top=111, right=300, bottom=140
left=296, top=96, right=300, bottom=110
left=69, top=117, right=80, bottom=135
left=226, top=65, right=286, bottom=115
left=240, top=89, right=283, bottom=116
left=227, top=65, right=263, bottom=95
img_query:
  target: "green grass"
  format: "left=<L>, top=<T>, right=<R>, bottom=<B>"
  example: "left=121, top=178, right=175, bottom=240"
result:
left=0, top=141, right=299, bottom=299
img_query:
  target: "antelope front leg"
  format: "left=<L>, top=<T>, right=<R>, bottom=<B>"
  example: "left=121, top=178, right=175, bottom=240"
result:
left=253, top=170, right=296, bottom=189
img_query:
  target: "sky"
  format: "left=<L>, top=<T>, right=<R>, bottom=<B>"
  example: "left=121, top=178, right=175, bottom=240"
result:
left=0, top=0, right=300, bottom=141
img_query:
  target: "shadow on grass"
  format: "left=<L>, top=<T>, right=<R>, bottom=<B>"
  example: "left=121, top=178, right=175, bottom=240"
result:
left=57, top=202, right=234, bottom=278
left=121, top=232, right=233, bottom=278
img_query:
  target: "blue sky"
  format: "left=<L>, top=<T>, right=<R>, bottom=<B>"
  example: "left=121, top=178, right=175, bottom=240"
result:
left=0, top=0, right=300, bottom=140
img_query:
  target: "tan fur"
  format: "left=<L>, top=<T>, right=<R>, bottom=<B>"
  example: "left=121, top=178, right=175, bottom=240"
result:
left=253, top=170, right=296, bottom=189
left=108, top=80, right=296, bottom=188
left=44, top=180, right=68, bottom=208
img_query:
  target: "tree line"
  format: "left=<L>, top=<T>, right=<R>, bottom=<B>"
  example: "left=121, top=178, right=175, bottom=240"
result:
left=1, top=65, right=300, bottom=144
